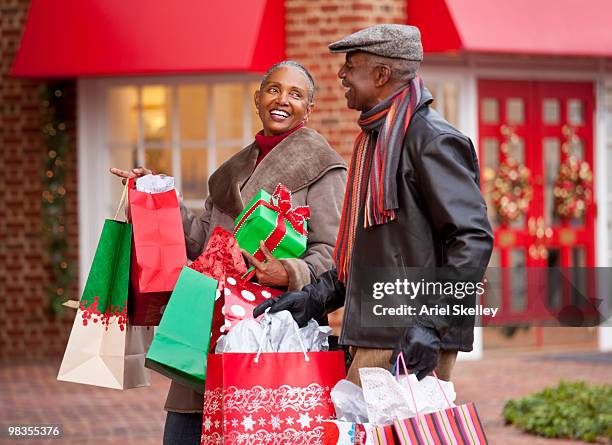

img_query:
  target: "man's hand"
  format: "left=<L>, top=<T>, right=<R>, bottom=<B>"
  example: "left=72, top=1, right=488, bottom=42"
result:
left=242, top=241, right=289, bottom=288
left=253, top=268, right=345, bottom=327
left=391, top=325, right=441, bottom=380
left=109, top=166, right=152, bottom=184
left=253, top=290, right=316, bottom=327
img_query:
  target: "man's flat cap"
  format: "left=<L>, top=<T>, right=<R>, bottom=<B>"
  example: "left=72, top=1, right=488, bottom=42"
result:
left=328, top=24, right=423, bottom=61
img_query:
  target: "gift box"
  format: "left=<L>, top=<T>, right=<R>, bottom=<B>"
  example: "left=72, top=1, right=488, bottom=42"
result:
left=145, top=266, right=217, bottom=393
left=234, top=183, right=310, bottom=263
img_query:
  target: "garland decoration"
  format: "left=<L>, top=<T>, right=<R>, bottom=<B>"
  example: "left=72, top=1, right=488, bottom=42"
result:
left=41, top=82, right=74, bottom=314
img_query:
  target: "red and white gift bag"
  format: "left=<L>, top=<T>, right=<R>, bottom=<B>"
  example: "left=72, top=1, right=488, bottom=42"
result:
left=214, top=276, right=283, bottom=341
left=322, top=421, right=377, bottom=445
left=202, top=351, right=346, bottom=445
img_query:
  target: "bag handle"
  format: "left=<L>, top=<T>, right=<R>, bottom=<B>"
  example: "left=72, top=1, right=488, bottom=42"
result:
left=395, top=352, right=421, bottom=418
left=394, top=352, right=453, bottom=414
left=113, top=180, right=130, bottom=222
left=254, top=308, right=310, bottom=363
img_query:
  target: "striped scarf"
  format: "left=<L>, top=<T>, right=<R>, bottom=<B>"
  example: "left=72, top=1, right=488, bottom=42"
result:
left=334, top=77, right=424, bottom=282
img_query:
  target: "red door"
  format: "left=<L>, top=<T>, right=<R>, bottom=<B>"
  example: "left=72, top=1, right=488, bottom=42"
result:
left=478, top=80, right=596, bottom=324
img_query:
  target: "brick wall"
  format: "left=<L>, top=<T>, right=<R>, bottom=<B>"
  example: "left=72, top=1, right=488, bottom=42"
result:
left=285, top=0, right=407, bottom=332
left=285, top=0, right=407, bottom=157
left=0, top=0, right=78, bottom=359
left=0, top=0, right=406, bottom=357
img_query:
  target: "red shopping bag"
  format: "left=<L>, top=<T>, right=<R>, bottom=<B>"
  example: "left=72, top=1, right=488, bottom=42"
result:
left=202, top=350, right=346, bottom=444
left=128, top=177, right=187, bottom=325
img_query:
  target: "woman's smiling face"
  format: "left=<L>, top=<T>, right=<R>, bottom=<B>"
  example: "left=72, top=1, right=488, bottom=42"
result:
left=255, top=66, right=313, bottom=136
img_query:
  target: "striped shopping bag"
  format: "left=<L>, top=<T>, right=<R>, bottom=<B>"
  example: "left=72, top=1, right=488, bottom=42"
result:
left=373, top=354, right=488, bottom=445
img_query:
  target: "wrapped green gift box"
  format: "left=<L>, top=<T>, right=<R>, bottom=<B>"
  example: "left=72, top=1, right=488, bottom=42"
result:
left=234, top=184, right=309, bottom=261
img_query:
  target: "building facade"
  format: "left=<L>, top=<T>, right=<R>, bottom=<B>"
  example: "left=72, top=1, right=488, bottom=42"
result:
left=2, top=0, right=611, bottom=358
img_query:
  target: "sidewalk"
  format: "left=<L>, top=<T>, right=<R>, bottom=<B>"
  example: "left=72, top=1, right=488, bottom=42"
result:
left=453, top=349, right=611, bottom=445
left=0, top=350, right=610, bottom=444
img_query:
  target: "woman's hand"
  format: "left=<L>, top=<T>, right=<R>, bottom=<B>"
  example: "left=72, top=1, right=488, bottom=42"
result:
left=242, top=241, right=289, bottom=288
left=109, top=166, right=152, bottom=184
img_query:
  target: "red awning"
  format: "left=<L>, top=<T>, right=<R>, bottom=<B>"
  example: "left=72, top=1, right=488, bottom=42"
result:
left=408, top=0, right=612, bottom=57
left=11, top=0, right=285, bottom=78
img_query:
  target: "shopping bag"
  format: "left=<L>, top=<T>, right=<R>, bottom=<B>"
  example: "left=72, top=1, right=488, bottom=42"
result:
left=202, top=316, right=345, bottom=445
left=234, top=183, right=310, bottom=262
left=387, top=403, right=487, bottom=445
left=322, top=420, right=377, bottom=445
left=373, top=354, right=488, bottom=445
left=145, top=266, right=217, bottom=393
left=128, top=176, right=187, bottom=325
left=212, top=276, right=283, bottom=345
left=322, top=378, right=375, bottom=444
left=58, top=185, right=153, bottom=389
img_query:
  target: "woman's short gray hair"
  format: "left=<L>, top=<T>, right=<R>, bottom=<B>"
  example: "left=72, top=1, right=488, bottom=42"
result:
left=259, top=60, right=315, bottom=105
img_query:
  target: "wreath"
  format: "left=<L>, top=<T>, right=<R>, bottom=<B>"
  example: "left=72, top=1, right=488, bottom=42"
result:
left=553, top=156, right=593, bottom=220
left=492, top=157, right=532, bottom=223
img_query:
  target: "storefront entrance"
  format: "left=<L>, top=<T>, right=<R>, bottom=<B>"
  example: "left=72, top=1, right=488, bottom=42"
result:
left=478, top=80, right=597, bottom=334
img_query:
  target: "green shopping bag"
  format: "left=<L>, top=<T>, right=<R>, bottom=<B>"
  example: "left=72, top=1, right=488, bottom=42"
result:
left=58, top=183, right=153, bottom=389
left=145, top=266, right=217, bottom=393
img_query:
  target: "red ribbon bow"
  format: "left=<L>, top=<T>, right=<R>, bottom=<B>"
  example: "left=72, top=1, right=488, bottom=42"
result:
left=271, top=184, right=310, bottom=236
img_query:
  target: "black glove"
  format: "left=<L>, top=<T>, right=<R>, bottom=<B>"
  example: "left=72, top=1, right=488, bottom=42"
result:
left=391, top=325, right=441, bottom=381
left=252, top=268, right=345, bottom=327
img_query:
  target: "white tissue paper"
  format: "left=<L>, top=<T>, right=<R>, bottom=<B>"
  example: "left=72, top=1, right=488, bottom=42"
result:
left=214, top=318, right=267, bottom=353
left=330, top=379, right=369, bottom=423
left=135, top=174, right=175, bottom=193
left=359, top=367, right=456, bottom=424
left=215, top=310, right=332, bottom=354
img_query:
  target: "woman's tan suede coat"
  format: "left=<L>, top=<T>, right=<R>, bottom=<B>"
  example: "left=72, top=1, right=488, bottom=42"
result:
left=164, top=127, right=347, bottom=412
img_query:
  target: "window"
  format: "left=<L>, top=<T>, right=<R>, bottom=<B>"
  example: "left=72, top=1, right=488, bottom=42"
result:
left=428, top=81, right=460, bottom=128
left=107, top=79, right=261, bottom=213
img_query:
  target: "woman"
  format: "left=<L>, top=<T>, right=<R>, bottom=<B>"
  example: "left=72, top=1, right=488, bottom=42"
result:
left=111, top=61, right=347, bottom=445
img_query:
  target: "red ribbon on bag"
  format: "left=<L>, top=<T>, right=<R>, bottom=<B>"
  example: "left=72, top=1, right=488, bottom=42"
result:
left=234, top=183, right=310, bottom=262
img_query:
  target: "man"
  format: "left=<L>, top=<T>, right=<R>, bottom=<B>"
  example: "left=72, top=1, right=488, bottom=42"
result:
left=254, top=24, right=493, bottom=384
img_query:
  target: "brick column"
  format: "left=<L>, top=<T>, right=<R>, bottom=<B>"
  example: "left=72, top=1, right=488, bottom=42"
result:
left=1, top=0, right=78, bottom=358
left=285, top=0, right=407, bottom=158
left=285, top=1, right=406, bottom=333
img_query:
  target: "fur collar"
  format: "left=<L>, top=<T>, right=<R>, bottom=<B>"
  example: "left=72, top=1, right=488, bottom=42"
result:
left=208, top=127, right=346, bottom=218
